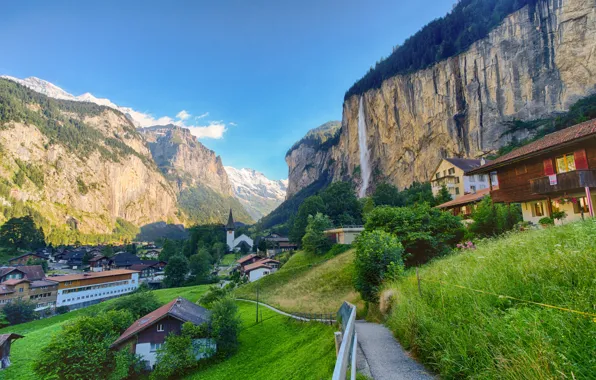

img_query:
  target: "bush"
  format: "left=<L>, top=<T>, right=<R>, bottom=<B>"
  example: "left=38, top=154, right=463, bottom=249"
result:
left=468, top=197, right=522, bottom=237
left=55, top=305, right=69, bottom=315
left=3, top=299, right=37, bottom=325
left=152, top=334, right=196, bottom=379
left=539, top=216, right=555, bottom=226
left=211, top=297, right=241, bottom=357
left=326, top=243, right=352, bottom=257
left=301, top=213, right=333, bottom=255
left=365, top=204, right=464, bottom=266
left=105, top=289, right=160, bottom=319
left=354, top=230, right=404, bottom=303
left=552, top=210, right=567, bottom=221
left=199, top=286, right=229, bottom=308
left=34, top=310, right=135, bottom=380
left=164, top=254, right=189, bottom=288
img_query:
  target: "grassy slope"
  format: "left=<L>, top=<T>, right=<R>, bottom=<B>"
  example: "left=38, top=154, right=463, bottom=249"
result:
left=187, top=302, right=336, bottom=379
left=235, top=250, right=362, bottom=313
left=0, top=285, right=210, bottom=380
left=385, top=221, right=596, bottom=379
left=221, top=253, right=237, bottom=266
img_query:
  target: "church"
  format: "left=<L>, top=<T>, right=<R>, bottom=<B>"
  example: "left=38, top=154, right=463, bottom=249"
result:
left=225, top=209, right=254, bottom=252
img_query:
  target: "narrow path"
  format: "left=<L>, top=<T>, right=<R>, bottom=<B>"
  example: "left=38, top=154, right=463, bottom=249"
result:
left=356, top=321, right=434, bottom=380
left=235, top=298, right=336, bottom=323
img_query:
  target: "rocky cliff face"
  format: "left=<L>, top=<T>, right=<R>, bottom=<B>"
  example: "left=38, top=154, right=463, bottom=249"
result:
left=285, top=121, right=340, bottom=198
left=0, top=87, right=180, bottom=235
left=291, top=0, right=596, bottom=195
left=142, top=125, right=233, bottom=195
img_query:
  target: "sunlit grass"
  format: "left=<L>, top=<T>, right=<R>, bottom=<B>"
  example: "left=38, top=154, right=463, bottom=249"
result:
left=385, top=220, right=596, bottom=379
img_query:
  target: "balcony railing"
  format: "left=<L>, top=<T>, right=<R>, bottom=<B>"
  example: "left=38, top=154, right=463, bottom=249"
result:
left=530, top=169, right=596, bottom=194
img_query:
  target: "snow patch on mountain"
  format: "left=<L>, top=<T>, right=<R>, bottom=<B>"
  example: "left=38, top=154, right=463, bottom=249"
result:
left=224, top=166, right=287, bottom=221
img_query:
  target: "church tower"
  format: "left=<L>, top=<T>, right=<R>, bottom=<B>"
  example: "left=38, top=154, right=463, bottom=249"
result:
left=225, top=209, right=235, bottom=251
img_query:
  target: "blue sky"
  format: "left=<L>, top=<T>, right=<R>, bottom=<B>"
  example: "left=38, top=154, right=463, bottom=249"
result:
left=1, top=0, right=454, bottom=180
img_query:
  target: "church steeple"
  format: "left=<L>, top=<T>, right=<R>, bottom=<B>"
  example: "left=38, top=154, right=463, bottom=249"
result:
left=225, top=209, right=235, bottom=230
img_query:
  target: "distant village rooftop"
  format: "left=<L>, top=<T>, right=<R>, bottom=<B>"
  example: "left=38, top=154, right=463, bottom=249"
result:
left=48, top=269, right=139, bottom=282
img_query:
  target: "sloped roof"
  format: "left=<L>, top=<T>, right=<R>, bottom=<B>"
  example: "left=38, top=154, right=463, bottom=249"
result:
left=467, top=118, right=596, bottom=174
left=8, top=253, right=46, bottom=262
left=444, top=158, right=486, bottom=171
left=129, top=264, right=151, bottom=272
left=112, top=253, right=142, bottom=266
left=243, top=261, right=272, bottom=273
left=236, top=254, right=258, bottom=265
left=48, top=269, right=138, bottom=283
left=0, top=333, right=24, bottom=346
left=30, top=279, right=58, bottom=288
left=436, top=188, right=491, bottom=209
left=2, top=278, right=31, bottom=286
left=111, top=298, right=211, bottom=348
left=0, top=265, right=46, bottom=281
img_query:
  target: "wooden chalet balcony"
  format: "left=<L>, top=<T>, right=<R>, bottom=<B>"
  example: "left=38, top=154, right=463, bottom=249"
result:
left=530, top=169, right=596, bottom=194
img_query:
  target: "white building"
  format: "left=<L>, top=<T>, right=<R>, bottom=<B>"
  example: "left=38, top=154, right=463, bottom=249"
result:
left=431, top=158, right=498, bottom=200
left=324, top=226, right=364, bottom=245
left=49, top=270, right=140, bottom=310
left=243, top=259, right=280, bottom=282
left=225, top=209, right=254, bottom=252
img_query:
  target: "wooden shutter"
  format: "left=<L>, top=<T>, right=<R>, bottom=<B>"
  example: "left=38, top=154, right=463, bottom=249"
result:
left=543, top=158, right=555, bottom=176
left=574, top=149, right=588, bottom=170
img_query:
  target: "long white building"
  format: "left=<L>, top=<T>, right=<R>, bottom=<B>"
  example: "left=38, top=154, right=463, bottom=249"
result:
left=49, top=269, right=140, bottom=310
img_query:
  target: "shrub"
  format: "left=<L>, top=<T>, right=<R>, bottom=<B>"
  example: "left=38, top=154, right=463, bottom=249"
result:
left=55, top=305, right=69, bottom=315
left=211, top=297, right=241, bottom=357
left=301, top=213, right=333, bottom=255
left=152, top=334, right=196, bottom=379
left=199, top=286, right=229, bottom=308
left=34, top=310, right=135, bottom=380
left=552, top=210, right=567, bottom=221
left=105, top=289, right=160, bottom=319
left=3, top=299, right=37, bottom=325
left=468, top=197, right=522, bottom=237
left=354, top=230, right=404, bottom=303
left=539, top=216, right=555, bottom=226
left=365, top=204, right=464, bottom=265
left=326, top=243, right=352, bottom=257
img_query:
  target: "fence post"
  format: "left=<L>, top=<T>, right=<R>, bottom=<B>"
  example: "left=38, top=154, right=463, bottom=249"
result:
left=416, top=267, right=422, bottom=297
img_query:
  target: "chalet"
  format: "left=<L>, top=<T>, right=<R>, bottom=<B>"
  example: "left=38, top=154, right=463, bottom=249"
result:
left=89, top=255, right=113, bottom=272
left=49, top=269, right=140, bottom=310
left=436, top=188, right=491, bottom=218
left=0, top=333, right=23, bottom=369
left=140, top=260, right=167, bottom=271
left=324, top=226, right=364, bottom=245
left=112, top=253, right=142, bottom=269
left=467, top=119, right=596, bottom=224
left=142, top=249, right=161, bottom=259
left=0, top=265, right=58, bottom=311
left=431, top=158, right=497, bottom=200
left=0, top=265, right=45, bottom=283
left=110, top=297, right=213, bottom=369
left=243, top=259, right=279, bottom=282
left=129, top=263, right=160, bottom=279
left=8, top=253, right=46, bottom=266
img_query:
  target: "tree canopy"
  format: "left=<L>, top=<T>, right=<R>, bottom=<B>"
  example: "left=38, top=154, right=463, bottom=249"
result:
left=0, top=215, right=45, bottom=250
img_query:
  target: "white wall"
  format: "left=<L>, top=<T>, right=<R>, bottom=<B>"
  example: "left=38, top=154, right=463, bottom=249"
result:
left=248, top=267, right=270, bottom=282
left=463, top=174, right=490, bottom=194
left=56, top=273, right=139, bottom=308
left=521, top=192, right=596, bottom=225
left=227, top=230, right=235, bottom=251
left=233, top=234, right=254, bottom=251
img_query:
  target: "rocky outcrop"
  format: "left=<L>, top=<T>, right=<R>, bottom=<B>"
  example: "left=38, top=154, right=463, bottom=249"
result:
left=142, top=125, right=233, bottom=195
left=285, top=121, right=340, bottom=198
left=290, top=0, right=596, bottom=195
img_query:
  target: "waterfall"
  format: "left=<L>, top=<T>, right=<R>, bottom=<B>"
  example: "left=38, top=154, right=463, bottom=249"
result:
left=358, top=96, right=371, bottom=198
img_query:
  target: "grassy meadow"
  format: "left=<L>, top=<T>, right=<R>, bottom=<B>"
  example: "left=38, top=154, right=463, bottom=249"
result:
left=220, top=253, right=237, bottom=266
left=0, top=285, right=211, bottom=380
left=235, top=249, right=362, bottom=313
left=385, top=220, right=596, bottom=379
left=187, top=302, right=336, bottom=379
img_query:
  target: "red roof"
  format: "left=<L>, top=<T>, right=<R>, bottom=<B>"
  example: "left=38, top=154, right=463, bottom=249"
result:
left=243, top=260, right=272, bottom=273
left=48, top=269, right=138, bottom=283
left=468, top=119, right=596, bottom=174
left=111, top=299, right=176, bottom=347
left=2, top=279, right=31, bottom=286
left=436, top=188, right=491, bottom=209
left=236, top=254, right=258, bottom=265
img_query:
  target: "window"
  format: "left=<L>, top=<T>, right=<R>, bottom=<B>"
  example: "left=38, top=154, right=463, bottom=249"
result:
left=478, top=174, right=486, bottom=182
left=448, top=168, right=455, bottom=175
left=455, top=187, right=460, bottom=195
left=469, top=175, right=475, bottom=182
left=556, top=153, right=576, bottom=173
left=18, top=288, right=23, bottom=293
left=573, top=197, right=590, bottom=214
left=515, top=165, right=527, bottom=175
left=157, top=324, right=164, bottom=332
left=150, top=343, right=163, bottom=352
left=455, top=177, right=460, bottom=184
left=470, top=185, right=476, bottom=192
left=532, top=202, right=544, bottom=217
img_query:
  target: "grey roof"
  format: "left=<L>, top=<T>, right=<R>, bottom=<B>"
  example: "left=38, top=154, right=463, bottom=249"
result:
left=112, top=252, right=142, bottom=266
left=30, top=280, right=59, bottom=288
left=169, top=297, right=212, bottom=326
left=444, top=158, right=488, bottom=172
left=226, top=209, right=235, bottom=230
left=0, top=265, right=45, bottom=281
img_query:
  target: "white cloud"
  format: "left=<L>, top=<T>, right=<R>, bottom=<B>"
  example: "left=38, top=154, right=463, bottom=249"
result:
left=196, top=112, right=209, bottom=120
left=186, top=122, right=227, bottom=139
left=229, top=122, right=238, bottom=126
left=176, top=110, right=191, bottom=121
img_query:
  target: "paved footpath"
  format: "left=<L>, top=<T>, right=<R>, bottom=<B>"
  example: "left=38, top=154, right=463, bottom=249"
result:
left=355, top=321, right=434, bottom=380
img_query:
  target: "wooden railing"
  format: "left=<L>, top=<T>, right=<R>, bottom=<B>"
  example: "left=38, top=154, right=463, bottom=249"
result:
left=332, top=302, right=357, bottom=380
left=530, top=169, right=596, bottom=194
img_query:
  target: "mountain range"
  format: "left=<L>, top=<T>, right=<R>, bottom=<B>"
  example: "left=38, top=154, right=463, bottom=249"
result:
left=0, top=76, right=286, bottom=243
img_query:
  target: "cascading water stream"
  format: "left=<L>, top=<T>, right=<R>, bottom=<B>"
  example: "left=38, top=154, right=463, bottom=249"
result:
left=358, top=96, right=371, bottom=198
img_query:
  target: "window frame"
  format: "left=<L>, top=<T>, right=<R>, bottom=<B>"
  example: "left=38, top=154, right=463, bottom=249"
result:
left=555, top=153, right=576, bottom=173
left=157, top=323, right=164, bottom=332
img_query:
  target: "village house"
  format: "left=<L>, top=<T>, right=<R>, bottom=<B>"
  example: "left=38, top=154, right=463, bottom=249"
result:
left=0, top=265, right=58, bottom=311
left=466, top=119, right=596, bottom=224
left=49, top=269, right=140, bottom=310
left=236, top=254, right=260, bottom=270
left=436, top=188, right=491, bottom=218
left=323, top=226, right=364, bottom=245
left=88, top=255, right=113, bottom=272
left=260, top=234, right=297, bottom=256
left=110, top=297, right=214, bottom=370
left=431, top=158, right=498, bottom=200
left=243, top=258, right=280, bottom=282
left=7, top=253, right=46, bottom=266
left=0, top=333, right=23, bottom=370
left=112, top=252, right=143, bottom=269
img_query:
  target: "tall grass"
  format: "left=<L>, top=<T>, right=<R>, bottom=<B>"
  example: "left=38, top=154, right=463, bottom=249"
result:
left=385, top=220, right=596, bottom=379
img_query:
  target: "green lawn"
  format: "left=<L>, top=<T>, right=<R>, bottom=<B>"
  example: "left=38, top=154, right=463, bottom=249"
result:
left=235, top=250, right=362, bottom=313
left=221, top=253, right=237, bottom=266
left=186, top=302, right=336, bottom=379
left=0, top=285, right=210, bottom=380
left=385, top=220, right=596, bottom=379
